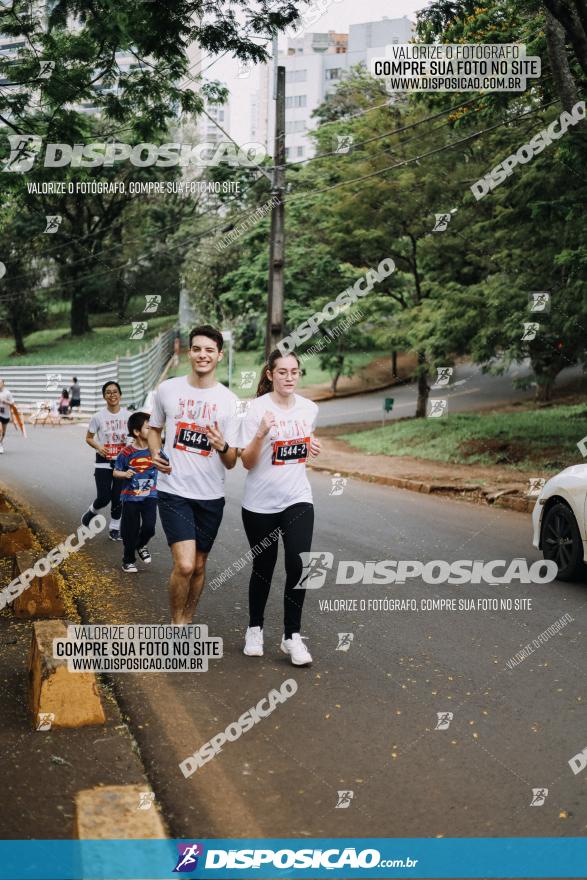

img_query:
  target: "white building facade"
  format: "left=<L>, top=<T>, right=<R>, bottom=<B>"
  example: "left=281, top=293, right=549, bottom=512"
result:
left=263, top=16, right=415, bottom=160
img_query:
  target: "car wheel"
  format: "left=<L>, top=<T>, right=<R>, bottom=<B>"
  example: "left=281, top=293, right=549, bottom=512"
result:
left=541, top=502, right=583, bottom=581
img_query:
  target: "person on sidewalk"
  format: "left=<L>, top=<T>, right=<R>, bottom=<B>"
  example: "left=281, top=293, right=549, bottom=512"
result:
left=69, top=377, right=81, bottom=412
left=0, top=378, right=14, bottom=454
left=148, top=325, right=240, bottom=624
left=239, top=350, right=321, bottom=666
left=113, top=412, right=158, bottom=573
left=81, top=381, right=130, bottom=541
left=58, top=388, right=70, bottom=416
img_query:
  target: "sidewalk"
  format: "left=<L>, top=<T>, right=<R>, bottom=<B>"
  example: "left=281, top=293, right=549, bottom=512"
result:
left=0, top=493, right=162, bottom=840
left=309, top=436, right=536, bottom=513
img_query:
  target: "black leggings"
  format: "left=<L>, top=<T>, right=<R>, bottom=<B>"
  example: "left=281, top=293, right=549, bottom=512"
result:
left=120, top=499, right=157, bottom=564
left=93, top=467, right=123, bottom=523
left=241, top=502, right=314, bottom=639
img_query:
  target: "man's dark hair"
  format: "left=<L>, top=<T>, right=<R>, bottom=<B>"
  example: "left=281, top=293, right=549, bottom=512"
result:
left=128, top=411, right=149, bottom=438
left=73, top=376, right=77, bottom=382
left=102, top=380, right=122, bottom=397
left=189, top=324, right=223, bottom=352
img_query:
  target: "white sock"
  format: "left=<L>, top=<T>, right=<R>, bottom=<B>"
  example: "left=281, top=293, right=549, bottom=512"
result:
left=110, top=518, right=121, bottom=530
left=89, top=504, right=96, bottom=513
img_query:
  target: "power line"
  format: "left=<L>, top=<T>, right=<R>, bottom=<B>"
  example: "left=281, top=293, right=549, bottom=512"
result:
left=286, top=99, right=560, bottom=203
left=284, top=95, right=487, bottom=168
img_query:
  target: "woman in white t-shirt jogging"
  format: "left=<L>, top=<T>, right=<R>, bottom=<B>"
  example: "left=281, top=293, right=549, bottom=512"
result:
left=81, top=381, right=131, bottom=541
left=240, top=350, right=321, bottom=666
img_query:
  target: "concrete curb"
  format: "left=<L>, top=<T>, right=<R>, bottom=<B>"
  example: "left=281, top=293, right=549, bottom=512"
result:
left=12, top=550, right=67, bottom=618
left=28, top=619, right=106, bottom=728
left=0, top=511, right=33, bottom=556
left=309, top=462, right=535, bottom=514
left=75, top=784, right=167, bottom=839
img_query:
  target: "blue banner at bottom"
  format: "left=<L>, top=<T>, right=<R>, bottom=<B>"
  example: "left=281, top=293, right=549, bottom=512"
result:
left=0, top=838, right=585, bottom=879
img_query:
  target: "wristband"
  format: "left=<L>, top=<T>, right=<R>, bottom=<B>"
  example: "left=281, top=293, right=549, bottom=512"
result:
left=221, top=441, right=229, bottom=454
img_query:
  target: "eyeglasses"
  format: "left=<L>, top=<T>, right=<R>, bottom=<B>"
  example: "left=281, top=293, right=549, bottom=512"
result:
left=274, top=369, right=300, bottom=378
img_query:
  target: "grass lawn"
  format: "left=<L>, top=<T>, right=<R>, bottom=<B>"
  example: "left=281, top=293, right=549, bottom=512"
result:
left=0, top=315, right=177, bottom=365
left=167, top=349, right=387, bottom=397
left=341, top=405, right=587, bottom=473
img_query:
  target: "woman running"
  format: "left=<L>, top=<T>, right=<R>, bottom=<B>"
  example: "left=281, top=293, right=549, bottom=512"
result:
left=81, top=381, right=131, bottom=541
left=240, top=350, right=321, bottom=666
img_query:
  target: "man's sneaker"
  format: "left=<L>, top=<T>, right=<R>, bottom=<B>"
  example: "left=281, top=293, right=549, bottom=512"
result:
left=81, top=509, right=96, bottom=527
left=137, top=546, right=151, bottom=564
left=122, top=562, right=138, bottom=573
left=109, top=529, right=122, bottom=541
left=280, top=633, right=312, bottom=666
left=243, top=626, right=264, bottom=657
left=0, top=443, right=4, bottom=454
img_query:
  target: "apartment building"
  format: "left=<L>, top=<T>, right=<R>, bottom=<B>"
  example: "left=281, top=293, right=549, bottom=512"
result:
left=257, top=16, right=415, bottom=160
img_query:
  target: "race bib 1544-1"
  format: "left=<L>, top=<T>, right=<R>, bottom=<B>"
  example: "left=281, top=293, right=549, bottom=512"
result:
left=173, top=422, right=212, bottom=456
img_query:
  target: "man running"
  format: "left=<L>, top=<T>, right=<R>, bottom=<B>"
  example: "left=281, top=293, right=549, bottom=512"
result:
left=0, top=378, right=15, bottom=454
left=69, top=376, right=81, bottom=412
left=81, top=381, right=131, bottom=540
left=148, top=325, right=239, bottom=625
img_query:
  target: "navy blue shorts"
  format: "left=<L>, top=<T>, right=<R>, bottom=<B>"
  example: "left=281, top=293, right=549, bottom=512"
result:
left=157, top=491, right=225, bottom=553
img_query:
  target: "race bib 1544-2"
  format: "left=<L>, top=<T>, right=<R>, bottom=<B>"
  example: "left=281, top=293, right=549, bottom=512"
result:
left=272, top=437, right=310, bottom=466
left=173, top=422, right=212, bottom=456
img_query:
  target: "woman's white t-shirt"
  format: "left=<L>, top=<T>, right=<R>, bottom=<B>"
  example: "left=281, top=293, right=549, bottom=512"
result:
left=88, top=407, right=131, bottom=467
left=240, top=393, right=319, bottom=514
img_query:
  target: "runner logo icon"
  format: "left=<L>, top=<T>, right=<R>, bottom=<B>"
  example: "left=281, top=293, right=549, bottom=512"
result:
left=294, top=552, right=334, bottom=590
left=173, top=843, right=204, bottom=873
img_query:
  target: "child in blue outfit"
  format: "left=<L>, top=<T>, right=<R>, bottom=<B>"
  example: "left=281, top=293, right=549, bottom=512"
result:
left=113, top=412, right=158, bottom=573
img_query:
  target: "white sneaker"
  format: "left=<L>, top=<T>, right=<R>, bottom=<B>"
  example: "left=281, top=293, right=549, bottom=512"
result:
left=243, top=626, right=264, bottom=657
left=0, top=443, right=4, bottom=454
left=280, top=633, right=312, bottom=666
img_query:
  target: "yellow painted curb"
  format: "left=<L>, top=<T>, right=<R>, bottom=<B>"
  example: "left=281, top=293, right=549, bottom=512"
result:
left=12, top=550, right=67, bottom=618
left=28, top=620, right=106, bottom=728
left=75, top=785, right=167, bottom=838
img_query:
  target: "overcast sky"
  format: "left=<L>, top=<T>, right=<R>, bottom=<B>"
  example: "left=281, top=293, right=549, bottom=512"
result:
left=202, top=0, right=431, bottom=143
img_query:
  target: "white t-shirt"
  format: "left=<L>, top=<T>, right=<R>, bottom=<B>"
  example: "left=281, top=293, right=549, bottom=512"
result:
left=150, top=377, right=240, bottom=500
left=88, top=407, right=131, bottom=466
left=0, top=388, right=14, bottom=419
left=240, top=393, right=318, bottom=514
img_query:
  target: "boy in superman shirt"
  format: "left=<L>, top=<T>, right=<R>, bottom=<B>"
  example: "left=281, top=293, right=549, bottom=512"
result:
left=114, top=412, right=159, bottom=573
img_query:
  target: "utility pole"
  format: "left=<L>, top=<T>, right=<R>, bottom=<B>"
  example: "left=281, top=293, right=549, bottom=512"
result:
left=265, top=49, right=286, bottom=358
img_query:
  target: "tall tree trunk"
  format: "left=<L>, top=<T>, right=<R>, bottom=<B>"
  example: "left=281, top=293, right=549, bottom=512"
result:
left=543, top=0, right=587, bottom=78
left=70, top=283, right=91, bottom=335
left=545, top=7, right=579, bottom=111
left=533, top=363, right=563, bottom=402
left=391, top=349, right=398, bottom=378
left=9, top=315, right=26, bottom=354
left=415, top=351, right=429, bottom=417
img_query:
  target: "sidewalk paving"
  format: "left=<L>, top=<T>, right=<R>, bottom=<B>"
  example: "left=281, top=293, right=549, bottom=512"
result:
left=309, top=436, right=536, bottom=513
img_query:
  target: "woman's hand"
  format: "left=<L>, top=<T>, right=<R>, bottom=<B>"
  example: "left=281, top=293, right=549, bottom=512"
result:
left=257, top=411, right=276, bottom=438
left=310, top=436, right=321, bottom=457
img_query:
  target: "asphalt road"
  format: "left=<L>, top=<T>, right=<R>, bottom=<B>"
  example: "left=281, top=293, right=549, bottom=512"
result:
left=1, top=423, right=585, bottom=842
left=315, top=362, right=581, bottom=426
